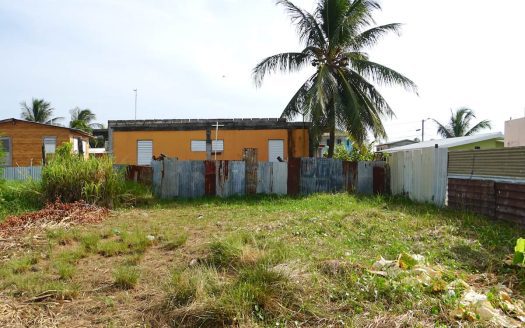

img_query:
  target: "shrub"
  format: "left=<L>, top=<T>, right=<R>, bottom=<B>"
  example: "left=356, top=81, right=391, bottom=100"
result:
left=41, top=143, right=125, bottom=208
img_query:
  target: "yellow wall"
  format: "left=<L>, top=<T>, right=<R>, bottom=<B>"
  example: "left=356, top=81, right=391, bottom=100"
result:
left=112, top=128, right=309, bottom=165
left=450, top=139, right=504, bottom=151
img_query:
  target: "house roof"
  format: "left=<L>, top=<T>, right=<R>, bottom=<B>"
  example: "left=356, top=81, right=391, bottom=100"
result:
left=376, top=139, right=417, bottom=147
left=384, top=132, right=504, bottom=153
left=0, top=118, right=92, bottom=137
left=108, top=118, right=310, bottom=131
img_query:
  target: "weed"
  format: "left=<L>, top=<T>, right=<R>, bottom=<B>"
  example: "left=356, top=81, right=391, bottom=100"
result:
left=5, top=254, right=38, bottom=274
left=41, top=143, right=124, bottom=208
left=97, top=239, right=128, bottom=257
left=55, top=261, right=76, bottom=280
left=79, top=232, right=100, bottom=252
left=163, top=234, right=188, bottom=251
left=113, top=265, right=140, bottom=289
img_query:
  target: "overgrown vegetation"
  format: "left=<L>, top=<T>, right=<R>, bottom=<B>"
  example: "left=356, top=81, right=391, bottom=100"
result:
left=41, top=143, right=124, bottom=207
left=0, top=181, right=42, bottom=221
left=1, top=194, right=523, bottom=326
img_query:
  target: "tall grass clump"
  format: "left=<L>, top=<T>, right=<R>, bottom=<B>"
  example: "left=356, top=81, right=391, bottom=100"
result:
left=42, top=143, right=124, bottom=208
left=0, top=181, right=42, bottom=221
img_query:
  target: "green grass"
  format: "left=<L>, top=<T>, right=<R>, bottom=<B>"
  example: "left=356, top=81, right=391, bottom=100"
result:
left=113, top=265, right=140, bottom=289
left=0, top=180, right=42, bottom=221
left=0, top=194, right=523, bottom=327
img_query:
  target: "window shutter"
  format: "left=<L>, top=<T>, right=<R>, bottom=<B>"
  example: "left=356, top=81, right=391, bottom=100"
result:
left=137, top=140, right=153, bottom=166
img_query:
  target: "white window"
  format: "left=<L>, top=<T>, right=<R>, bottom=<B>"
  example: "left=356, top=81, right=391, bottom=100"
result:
left=44, top=137, right=57, bottom=154
left=191, top=140, right=206, bottom=152
left=268, top=139, right=284, bottom=162
left=212, top=140, right=224, bottom=152
left=0, top=137, right=11, bottom=166
left=137, top=140, right=153, bottom=166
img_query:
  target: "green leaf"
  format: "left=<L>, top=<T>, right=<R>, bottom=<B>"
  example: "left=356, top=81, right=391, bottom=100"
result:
left=513, top=238, right=525, bottom=265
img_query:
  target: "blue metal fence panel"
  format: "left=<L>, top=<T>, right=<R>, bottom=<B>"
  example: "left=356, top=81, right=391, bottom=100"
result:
left=300, top=158, right=317, bottom=194
left=176, top=161, right=205, bottom=198
left=2, top=166, right=42, bottom=181
left=300, top=158, right=345, bottom=194
left=151, top=158, right=384, bottom=199
left=272, top=162, right=287, bottom=195
left=357, top=161, right=384, bottom=195
left=256, top=162, right=287, bottom=195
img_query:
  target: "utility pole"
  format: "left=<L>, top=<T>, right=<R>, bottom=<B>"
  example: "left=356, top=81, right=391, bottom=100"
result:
left=421, top=118, right=431, bottom=142
left=133, top=89, right=138, bottom=120
left=421, top=119, right=425, bottom=142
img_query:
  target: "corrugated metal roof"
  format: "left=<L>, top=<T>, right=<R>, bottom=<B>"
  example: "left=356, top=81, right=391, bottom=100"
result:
left=384, top=132, right=503, bottom=153
left=0, top=118, right=92, bottom=137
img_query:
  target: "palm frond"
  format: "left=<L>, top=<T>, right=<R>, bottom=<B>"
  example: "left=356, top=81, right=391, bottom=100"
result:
left=431, top=119, right=453, bottom=138
left=465, top=119, right=492, bottom=136
left=253, top=51, right=311, bottom=87
left=277, top=0, right=326, bottom=47
left=349, top=23, right=402, bottom=49
left=350, top=59, right=418, bottom=93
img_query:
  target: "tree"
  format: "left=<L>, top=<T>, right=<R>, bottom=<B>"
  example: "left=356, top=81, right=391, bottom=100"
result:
left=253, top=0, right=417, bottom=157
left=69, top=107, right=103, bottom=133
left=20, top=98, right=63, bottom=125
left=432, top=108, right=492, bottom=138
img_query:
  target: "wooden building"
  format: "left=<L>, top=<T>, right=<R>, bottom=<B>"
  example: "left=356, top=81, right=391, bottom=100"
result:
left=0, top=118, right=91, bottom=166
left=108, top=118, right=310, bottom=165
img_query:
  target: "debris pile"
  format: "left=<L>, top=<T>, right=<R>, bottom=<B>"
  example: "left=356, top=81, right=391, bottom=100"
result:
left=371, top=253, right=525, bottom=327
left=0, top=200, right=108, bottom=237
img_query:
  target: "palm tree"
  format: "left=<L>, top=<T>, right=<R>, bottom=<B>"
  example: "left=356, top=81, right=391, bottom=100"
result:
left=69, top=107, right=103, bottom=133
left=253, top=0, right=417, bottom=157
left=432, top=108, right=492, bottom=138
left=20, top=98, right=63, bottom=125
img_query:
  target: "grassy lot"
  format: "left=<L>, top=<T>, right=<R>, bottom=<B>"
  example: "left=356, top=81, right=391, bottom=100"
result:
left=0, top=194, right=523, bottom=327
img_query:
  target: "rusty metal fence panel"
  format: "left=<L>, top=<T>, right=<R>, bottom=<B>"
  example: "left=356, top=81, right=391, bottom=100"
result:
left=152, top=158, right=385, bottom=199
left=216, top=161, right=245, bottom=197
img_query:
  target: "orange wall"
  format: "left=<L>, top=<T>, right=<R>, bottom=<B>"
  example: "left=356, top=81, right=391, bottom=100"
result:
left=112, top=128, right=309, bottom=165
left=0, top=120, right=90, bottom=166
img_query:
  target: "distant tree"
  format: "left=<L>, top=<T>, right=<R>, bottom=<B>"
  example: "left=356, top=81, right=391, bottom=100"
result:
left=20, top=98, right=63, bottom=125
left=253, top=0, right=417, bottom=157
left=432, top=108, right=492, bottom=138
left=69, top=108, right=103, bottom=133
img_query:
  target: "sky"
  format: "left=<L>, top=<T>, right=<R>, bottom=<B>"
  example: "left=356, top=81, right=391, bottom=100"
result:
left=1, top=0, right=525, bottom=142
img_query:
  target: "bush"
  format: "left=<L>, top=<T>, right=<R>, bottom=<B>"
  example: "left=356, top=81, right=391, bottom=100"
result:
left=41, top=143, right=125, bottom=208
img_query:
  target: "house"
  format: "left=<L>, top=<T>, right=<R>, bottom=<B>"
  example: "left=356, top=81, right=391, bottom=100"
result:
left=505, top=117, right=525, bottom=147
left=108, top=118, right=310, bottom=165
left=0, top=118, right=91, bottom=166
left=317, top=131, right=352, bottom=157
left=383, top=132, right=504, bottom=153
left=375, top=139, right=418, bottom=152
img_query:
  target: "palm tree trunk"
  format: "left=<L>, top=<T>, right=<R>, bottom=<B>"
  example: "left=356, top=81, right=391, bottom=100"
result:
left=327, top=126, right=335, bottom=158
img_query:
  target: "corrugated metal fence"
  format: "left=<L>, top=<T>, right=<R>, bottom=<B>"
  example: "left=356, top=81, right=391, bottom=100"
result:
left=152, top=158, right=386, bottom=199
left=448, top=147, right=525, bottom=224
left=389, top=148, right=448, bottom=206
left=1, top=166, right=42, bottom=181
